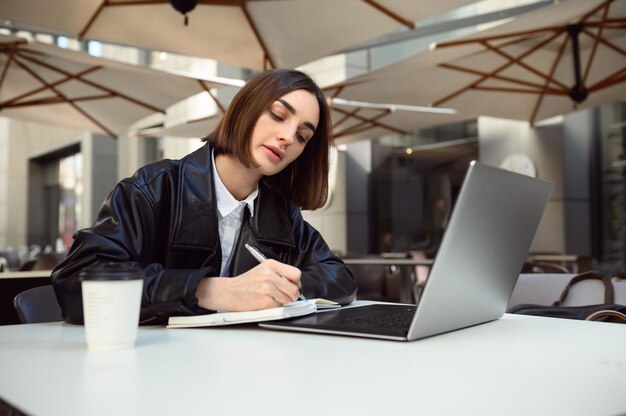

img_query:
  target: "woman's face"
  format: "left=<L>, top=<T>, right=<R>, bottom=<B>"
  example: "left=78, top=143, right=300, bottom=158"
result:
left=249, top=89, right=320, bottom=177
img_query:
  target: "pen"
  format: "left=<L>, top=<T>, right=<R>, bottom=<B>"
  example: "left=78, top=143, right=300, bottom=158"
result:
left=244, top=243, right=307, bottom=301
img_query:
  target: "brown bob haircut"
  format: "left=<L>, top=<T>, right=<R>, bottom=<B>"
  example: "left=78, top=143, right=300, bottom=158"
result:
left=205, top=69, right=333, bottom=210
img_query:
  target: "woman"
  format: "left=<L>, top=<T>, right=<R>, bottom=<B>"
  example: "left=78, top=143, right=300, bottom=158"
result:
left=52, top=69, right=357, bottom=325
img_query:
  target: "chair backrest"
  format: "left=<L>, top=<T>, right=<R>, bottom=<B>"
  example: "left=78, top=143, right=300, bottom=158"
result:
left=18, top=253, right=62, bottom=271
left=0, top=250, right=21, bottom=271
left=521, top=261, right=571, bottom=274
left=13, top=285, right=63, bottom=324
left=508, top=273, right=626, bottom=310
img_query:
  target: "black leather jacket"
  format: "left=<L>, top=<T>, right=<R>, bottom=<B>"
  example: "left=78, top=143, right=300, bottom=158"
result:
left=52, top=143, right=357, bottom=324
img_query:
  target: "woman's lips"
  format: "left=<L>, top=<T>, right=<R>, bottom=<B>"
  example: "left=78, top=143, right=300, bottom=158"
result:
left=263, top=145, right=284, bottom=161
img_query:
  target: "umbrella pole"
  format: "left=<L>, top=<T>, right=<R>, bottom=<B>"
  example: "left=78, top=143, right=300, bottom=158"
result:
left=567, top=24, right=588, bottom=104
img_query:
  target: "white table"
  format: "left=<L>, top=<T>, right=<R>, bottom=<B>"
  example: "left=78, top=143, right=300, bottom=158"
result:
left=0, top=314, right=625, bottom=416
left=0, top=270, right=52, bottom=279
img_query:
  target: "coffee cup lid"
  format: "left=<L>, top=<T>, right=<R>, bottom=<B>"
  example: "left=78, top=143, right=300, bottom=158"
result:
left=79, top=262, right=144, bottom=281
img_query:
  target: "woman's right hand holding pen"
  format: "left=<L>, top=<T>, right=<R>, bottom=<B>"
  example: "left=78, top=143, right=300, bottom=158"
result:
left=196, top=259, right=302, bottom=312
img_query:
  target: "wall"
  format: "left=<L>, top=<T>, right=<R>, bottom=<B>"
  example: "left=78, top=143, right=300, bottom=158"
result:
left=0, top=119, right=9, bottom=249
left=345, top=141, right=374, bottom=254
left=562, top=110, right=593, bottom=257
left=302, top=150, right=348, bottom=255
left=83, top=134, right=118, bottom=224
left=0, top=116, right=120, bottom=251
left=0, top=119, right=79, bottom=248
left=478, top=116, right=566, bottom=253
left=2, top=120, right=83, bottom=249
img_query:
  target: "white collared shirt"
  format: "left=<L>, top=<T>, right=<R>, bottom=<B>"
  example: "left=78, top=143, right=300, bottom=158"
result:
left=212, top=151, right=258, bottom=276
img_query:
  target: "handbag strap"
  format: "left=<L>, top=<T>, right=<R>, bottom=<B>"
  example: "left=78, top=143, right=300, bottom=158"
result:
left=552, top=271, right=614, bottom=307
left=586, top=309, right=626, bottom=323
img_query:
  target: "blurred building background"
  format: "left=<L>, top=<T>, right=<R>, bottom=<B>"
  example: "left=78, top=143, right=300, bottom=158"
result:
left=0, top=0, right=624, bottom=273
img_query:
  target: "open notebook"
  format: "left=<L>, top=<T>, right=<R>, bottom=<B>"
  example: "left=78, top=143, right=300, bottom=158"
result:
left=167, top=298, right=339, bottom=328
left=260, top=161, right=553, bottom=341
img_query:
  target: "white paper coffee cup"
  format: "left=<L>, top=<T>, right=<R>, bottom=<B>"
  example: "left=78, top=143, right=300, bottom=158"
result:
left=80, top=263, right=144, bottom=351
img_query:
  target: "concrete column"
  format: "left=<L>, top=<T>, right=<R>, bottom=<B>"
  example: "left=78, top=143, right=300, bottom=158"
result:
left=562, top=109, right=593, bottom=257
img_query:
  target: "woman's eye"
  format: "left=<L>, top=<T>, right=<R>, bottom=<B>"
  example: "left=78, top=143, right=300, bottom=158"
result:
left=270, top=111, right=284, bottom=121
left=296, top=133, right=309, bottom=145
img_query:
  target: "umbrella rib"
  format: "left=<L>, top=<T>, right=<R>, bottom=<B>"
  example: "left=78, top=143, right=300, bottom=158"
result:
left=1, top=96, right=66, bottom=108
left=529, top=30, right=570, bottom=125
left=68, top=100, right=117, bottom=137
left=334, top=110, right=407, bottom=138
left=432, top=28, right=567, bottom=107
left=577, top=0, right=612, bottom=24
left=16, top=53, right=165, bottom=113
left=0, top=46, right=17, bottom=93
left=108, top=0, right=169, bottom=4
left=586, top=18, right=626, bottom=28
left=437, top=63, right=563, bottom=96
left=481, top=40, right=569, bottom=91
left=432, top=64, right=560, bottom=107
left=0, top=55, right=77, bottom=108
left=2, top=55, right=102, bottom=107
left=588, top=68, right=626, bottom=91
left=332, top=107, right=406, bottom=136
left=4, top=51, right=162, bottom=137
left=71, top=76, right=165, bottom=114
left=5, top=94, right=120, bottom=108
left=64, top=93, right=116, bottom=102
left=197, top=80, right=226, bottom=114
left=78, top=1, right=190, bottom=40
left=581, top=28, right=626, bottom=56
left=241, top=4, right=275, bottom=69
left=333, top=107, right=361, bottom=129
left=362, top=0, right=415, bottom=30
left=334, top=122, right=371, bottom=138
left=8, top=59, right=72, bottom=107
left=323, top=79, right=373, bottom=101
left=7, top=91, right=118, bottom=136
left=78, top=0, right=109, bottom=40
left=472, top=86, right=567, bottom=96
left=436, top=26, right=559, bottom=49
left=80, top=78, right=165, bottom=114
left=582, top=0, right=611, bottom=84
left=3, top=54, right=117, bottom=136
left=327, top=86, right=345, bottom=101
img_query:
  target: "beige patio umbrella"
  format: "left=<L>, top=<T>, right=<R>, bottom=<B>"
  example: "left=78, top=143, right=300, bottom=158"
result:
left=131, top=93, right=224, bottom=139
left=0, top=34, right=242, bottom=137
left=328, top=98, right=465, bottom=143
left=324, top=0, right=626, bottom=125
left=0, top=0, right=477, bottom=70
left=131, top=96, right=463, bottom=144
left=132, top=113, right=221, bottom=139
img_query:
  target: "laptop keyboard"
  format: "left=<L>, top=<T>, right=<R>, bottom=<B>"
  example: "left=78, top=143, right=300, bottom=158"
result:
left=336, top=305, right=416, bottom=329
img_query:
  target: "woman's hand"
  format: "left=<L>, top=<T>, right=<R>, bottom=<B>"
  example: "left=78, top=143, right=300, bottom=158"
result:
left=196, top=259, right=301, bottom=311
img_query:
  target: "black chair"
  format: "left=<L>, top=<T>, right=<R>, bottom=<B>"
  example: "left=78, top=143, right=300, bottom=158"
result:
left=344, top=255, right=403, bottom=303
left=18, top=252, right=62, bottom=271
left=0, top=250, right=21, bottom=271
left=521, top=261, right=571, bottom=274
left=13, top=285, right=63, bottom=324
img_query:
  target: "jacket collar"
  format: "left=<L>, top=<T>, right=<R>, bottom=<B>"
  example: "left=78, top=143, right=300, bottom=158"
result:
left=172, top=143, right=295, bottom=249
left=253, top=181, right=296, bottom=248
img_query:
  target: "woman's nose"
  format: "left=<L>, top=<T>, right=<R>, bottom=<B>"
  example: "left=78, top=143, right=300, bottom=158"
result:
left=277, top=124, right=297, bottom=144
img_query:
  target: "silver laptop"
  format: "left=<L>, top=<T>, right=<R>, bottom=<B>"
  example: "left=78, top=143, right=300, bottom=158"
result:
left=260, top=161, right=553, bottom=341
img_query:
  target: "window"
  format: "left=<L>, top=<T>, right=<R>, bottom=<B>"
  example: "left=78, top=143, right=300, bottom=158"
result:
left=58, top=153, right=83, bottom=251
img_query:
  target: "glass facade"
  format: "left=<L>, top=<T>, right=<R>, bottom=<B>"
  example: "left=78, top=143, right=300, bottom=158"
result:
left=348, top=120, right=479, bottom=255
left=58, top=153, right=83, bottom=252
left=596, top=102, right=626, bottom=272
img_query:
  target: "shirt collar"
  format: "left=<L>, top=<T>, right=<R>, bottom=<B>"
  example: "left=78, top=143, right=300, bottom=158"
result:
left=212, top=150, right=258, bottom=218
